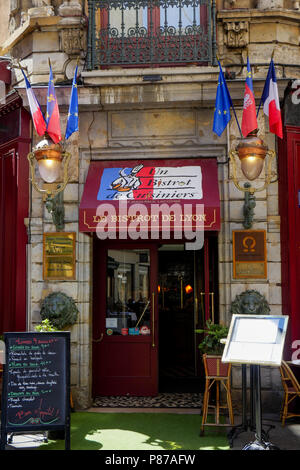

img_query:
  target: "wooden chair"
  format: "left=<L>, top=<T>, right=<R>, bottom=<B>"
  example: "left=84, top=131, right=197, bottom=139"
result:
left=279, top=361, right=300, bottom=426
left=201, top=354, right=234, bottom=435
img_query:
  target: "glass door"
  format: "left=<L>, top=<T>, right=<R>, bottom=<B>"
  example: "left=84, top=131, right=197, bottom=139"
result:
left=158, top=237, right=218, bottom=392
left=93, top=242, right=158, bottom=396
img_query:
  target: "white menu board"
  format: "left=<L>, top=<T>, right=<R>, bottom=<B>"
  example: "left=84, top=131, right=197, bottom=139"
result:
left=222, top=315, right=289, bottom=366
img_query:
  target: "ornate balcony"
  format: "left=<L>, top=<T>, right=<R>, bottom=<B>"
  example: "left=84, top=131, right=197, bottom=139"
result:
left=86, top=0, right=217, bottom=69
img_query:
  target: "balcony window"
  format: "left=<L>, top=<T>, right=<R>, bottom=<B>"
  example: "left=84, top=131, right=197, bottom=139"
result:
left=86, top=0, right=216, bottom=69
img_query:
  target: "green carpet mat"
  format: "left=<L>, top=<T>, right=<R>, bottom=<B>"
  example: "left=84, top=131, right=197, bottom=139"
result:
left=40, top=412, right=229, bottom=451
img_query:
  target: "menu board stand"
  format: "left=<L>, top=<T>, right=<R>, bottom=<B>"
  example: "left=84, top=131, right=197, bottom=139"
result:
left=227, top=364, right=275, bottom=448
left=241, top=365, right=278, bottom=450
left=222, top=314, right=289, bottom=451
left=0, top=332, right=71, bottom=450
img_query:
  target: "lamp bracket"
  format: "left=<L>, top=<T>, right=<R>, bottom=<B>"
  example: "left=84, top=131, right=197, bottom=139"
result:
left=243, top=183, right=256, bottom=229
left=45, top=191, right=65, bottom=232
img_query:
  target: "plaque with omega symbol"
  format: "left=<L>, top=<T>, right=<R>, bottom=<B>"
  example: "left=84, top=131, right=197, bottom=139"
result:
left=232, top=230, right=267, bottom=279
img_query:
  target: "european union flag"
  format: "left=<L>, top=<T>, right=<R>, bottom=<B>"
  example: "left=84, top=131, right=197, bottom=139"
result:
left=65, top=65, right=79, bottom=140
left=213, top=62, right=232, bottom=137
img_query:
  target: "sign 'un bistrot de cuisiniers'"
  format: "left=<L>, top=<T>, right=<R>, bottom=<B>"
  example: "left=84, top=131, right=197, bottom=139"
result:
left=79, top=159, right=221, bottom=232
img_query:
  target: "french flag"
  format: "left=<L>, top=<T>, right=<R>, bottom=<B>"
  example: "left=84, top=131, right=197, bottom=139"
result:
left=241, top=57, right=258, bottom=137
left=259, top=59, right=283, bottom=139
left=21, top=68, right=46, bottom=137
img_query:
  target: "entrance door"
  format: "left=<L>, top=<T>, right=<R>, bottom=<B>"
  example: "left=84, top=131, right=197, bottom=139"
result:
left=92, top=237, right=218, bottom=397
left=158, top=239, right=217, bottom=392
left=93, top=242, right=158, bottom=396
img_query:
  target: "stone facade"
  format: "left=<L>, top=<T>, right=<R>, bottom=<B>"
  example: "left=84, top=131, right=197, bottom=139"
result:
left=0, top=0, right=299, bottom=411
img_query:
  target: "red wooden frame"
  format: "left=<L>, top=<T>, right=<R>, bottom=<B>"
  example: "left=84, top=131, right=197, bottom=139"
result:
left=278, top=125, right=300, bottom=359
left=0, top=106, right=30, bottom=334
left=93, top=240, right=159, bottom=396
left=92, top=236, right=213, bottom=396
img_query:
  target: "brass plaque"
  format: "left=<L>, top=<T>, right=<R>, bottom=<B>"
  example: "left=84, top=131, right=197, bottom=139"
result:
left=43, top=232, right=76, bottom=280
left=233, top=230, right=267, bottom=279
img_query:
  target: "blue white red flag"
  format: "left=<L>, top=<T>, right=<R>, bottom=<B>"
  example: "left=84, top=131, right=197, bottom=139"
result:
left=65, top=65, right=79, bottom=140
left=21, top=68, right=46, bottom=137
left=259, top=59, right=283, bottom=139
left=46, top=64, right=62, bottom=144
left=241, top=57, right=258, bottom=137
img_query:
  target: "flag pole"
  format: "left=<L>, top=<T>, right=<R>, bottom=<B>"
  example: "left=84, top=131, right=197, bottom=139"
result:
left=217, top=55, right=243, bottom=138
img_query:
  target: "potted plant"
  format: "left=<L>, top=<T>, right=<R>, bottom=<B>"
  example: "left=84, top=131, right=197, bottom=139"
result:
left=34, top=318, right=58, bottom=332
left=196, top=320, right=229, bottom=377
left=196, top=320, right=234, bottom=433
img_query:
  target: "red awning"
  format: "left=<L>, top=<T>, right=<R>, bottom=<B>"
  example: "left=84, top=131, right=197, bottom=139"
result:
left=79, top=158, right=220, bottom=234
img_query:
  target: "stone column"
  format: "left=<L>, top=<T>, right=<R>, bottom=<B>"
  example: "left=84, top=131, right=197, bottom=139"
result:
left=58, top=0, right=85, bottom=79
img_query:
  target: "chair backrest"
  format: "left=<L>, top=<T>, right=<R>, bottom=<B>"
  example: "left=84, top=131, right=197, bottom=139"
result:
left=203, top=354, right=231, bottom=378
left=280, top=361, right=300, bottom=393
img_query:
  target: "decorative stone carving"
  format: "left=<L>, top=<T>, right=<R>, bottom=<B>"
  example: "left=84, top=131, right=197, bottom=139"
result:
left=8, top=15, right=17, bottom=35
left=58, top=0, right=82, bottom=17
left=224, top=21, right=249, bottom=49
left=20, top=10, right=29, bottom=25
left=60, top=27, right=86, bottom=55
left=28, top=0, right=54, bottom=17
left=32, top=0, right=51, bottom=5
left=9, top=0, right=20, bottom=35
left=230, top=290, right=270, bottom=316
left=10, top=0, right=19, bottom=14
left=40, top=291, right=79, bottom=330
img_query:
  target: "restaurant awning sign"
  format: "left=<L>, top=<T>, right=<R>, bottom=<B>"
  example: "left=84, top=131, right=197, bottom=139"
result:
left=79, top=158, right=220, bottom=237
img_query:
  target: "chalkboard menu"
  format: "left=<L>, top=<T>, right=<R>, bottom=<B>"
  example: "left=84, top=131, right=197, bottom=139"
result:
left=0, top=332, right=70, bottom=450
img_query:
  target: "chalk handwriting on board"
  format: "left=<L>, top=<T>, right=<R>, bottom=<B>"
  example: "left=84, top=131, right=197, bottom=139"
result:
left=5, top=335, right=65, bottom=427
left=1, top=332, right=70, bottom=450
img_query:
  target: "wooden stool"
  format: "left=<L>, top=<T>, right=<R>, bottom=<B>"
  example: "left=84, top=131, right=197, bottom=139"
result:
left=201, top=354, right=234, bottom=435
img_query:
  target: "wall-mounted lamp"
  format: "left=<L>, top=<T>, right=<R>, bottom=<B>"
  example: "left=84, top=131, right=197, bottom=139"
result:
left=28, top=136, right=71, bottom=231
left=229, top=130, right=277, bottom=228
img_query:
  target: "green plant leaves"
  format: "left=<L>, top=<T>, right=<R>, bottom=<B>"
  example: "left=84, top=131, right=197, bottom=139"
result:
left=195, top=320, right=229, bottom=355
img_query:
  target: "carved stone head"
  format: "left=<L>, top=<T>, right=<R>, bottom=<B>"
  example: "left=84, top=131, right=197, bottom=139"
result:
left=230, top=290, right=270, bottom=316
left=40, top=291, right=79, bottom=329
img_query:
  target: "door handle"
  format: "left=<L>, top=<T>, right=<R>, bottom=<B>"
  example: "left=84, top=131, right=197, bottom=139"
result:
left=93, top=333, right=104, bottom=343
left=210, top=292, right=215, bottom=324
left=200, top=292, right=215, bottom=323
left=152, top=292, right=155, bottom=348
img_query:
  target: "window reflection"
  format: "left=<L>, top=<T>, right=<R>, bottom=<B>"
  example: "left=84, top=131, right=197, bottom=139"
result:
left=106, top=249, right=151, bottom=336
left=107, top=5, right=200, bottom=33
left=160, top=5, right=200, bottom=29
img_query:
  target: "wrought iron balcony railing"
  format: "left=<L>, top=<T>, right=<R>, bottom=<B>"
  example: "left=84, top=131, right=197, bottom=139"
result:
left=86, top=0, right=217, bottom=69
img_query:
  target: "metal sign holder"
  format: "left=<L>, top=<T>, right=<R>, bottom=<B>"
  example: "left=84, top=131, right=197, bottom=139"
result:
left=222, top=314, right=289, bottom=450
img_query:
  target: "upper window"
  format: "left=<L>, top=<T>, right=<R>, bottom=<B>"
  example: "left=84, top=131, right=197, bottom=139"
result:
left=86, top=0, right=215, bottom=69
